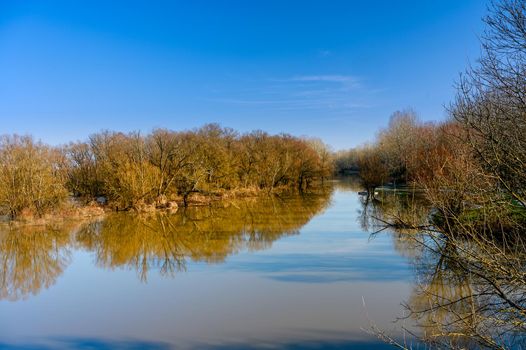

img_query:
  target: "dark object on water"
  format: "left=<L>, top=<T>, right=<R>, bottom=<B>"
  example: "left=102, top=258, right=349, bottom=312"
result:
left=357, top=191, right=379, bottom=196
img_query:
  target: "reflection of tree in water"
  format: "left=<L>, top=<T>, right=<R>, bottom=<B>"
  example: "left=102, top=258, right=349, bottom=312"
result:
left=407, top=237, right=480, bottom=348
left=358, top=190, right=429, bottom=259
left=331, top=176, right=363, bottom=192
left=0, top=192, right=331, bottom=299
left=359, top=191, right=526, bottom=349
left=0, top=224, right=73, bottom=301
left=341, top=176, right=427, bottom=258
left=404, top=233, right=526, bottom=349
left=75, top=192, right=332, bottom=282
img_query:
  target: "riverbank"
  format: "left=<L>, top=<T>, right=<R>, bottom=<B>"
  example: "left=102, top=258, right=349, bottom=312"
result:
left=0, top=185, right=331, bottom=225
left=0, top=203, right=105, bottom=226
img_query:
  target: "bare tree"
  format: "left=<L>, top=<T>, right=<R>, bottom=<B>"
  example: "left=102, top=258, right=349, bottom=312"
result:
left=451, top=0, right=526, bottom=208
left=356, top=145, right=389, bottom=198
left=0, top=135, right=68, bottom=219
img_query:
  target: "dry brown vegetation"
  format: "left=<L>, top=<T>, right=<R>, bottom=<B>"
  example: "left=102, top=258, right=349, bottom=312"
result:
left=0, top=124, right=333, bottom=220
left=68, top=125, right=333, bottom=209
left=0, top=135, right=68, bottom=220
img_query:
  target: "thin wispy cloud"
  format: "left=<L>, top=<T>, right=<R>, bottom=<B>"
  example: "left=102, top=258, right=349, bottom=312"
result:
left=290, top=75, right=358, bottom=84
left=206, top=73, right=375, bottom=114
left=271, top=75, right=361, bottom=89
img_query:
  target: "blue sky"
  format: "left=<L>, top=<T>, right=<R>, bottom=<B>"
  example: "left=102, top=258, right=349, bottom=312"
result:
left=0, top=1, right=488, bottom=149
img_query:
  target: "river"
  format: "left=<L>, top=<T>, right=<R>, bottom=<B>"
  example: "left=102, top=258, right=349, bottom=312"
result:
left=0, top=179, right=423, bottom=349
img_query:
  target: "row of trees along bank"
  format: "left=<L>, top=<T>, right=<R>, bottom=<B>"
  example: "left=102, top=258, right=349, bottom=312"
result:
left=333, top=1, right=526, bottom=347
left=0, top=124, right=333, bottom=219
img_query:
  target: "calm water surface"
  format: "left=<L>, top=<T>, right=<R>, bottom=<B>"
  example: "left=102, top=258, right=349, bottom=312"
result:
left=0, top=181, right=420, bottom=349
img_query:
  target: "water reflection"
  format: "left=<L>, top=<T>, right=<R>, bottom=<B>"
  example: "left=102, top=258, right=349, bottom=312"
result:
left=407, top=237, right=480, bottom=348
left=357, top=189, right=429, bottom=261
left=0, top=192, right=332, bottom=298
left=358, top=188, right=526, bottom=349
left=0, top=223, right=73, bottom=300
left=3, top=180, right=520, bottom=348
left=0, top=182, right=418, bottom=349
left=405, top=234, right=526, bottom=349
